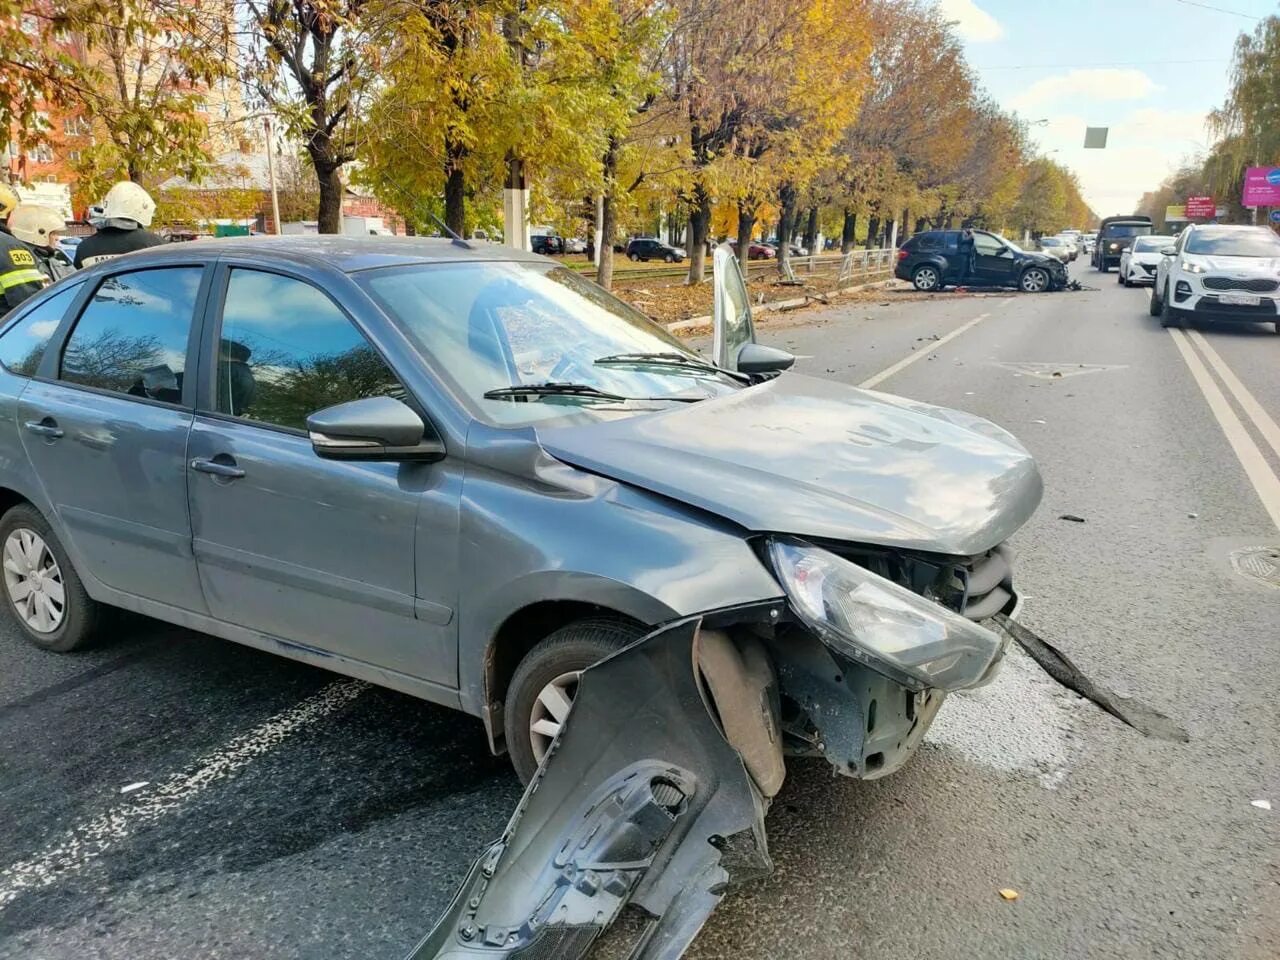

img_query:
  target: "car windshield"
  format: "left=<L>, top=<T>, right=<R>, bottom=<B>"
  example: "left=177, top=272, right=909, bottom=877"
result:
left=359, top=261, right=741, bottom=425
left=1184, top=229, right=1280, bottom=257
left=1103, top=223, right=1153, bottom=238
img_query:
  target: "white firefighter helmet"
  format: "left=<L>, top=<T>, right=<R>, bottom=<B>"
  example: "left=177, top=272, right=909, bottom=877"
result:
left=8, top=205, right=65, bottom=247
left=100, top=181, right=156, bottom=227
left=0, top=183, right=18, bottom=220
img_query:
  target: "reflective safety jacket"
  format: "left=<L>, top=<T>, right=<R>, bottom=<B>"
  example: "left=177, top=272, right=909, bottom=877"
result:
left=0, top=232, right=48, bottom=312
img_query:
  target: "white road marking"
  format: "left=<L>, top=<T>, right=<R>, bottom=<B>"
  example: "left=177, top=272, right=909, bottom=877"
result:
left=1186, top=330, right=1280, bottom=461
left=858, top=313, right=990, bottom=389
left=1169, top=328, right=1280, bottom=533
left=0, top=680, right=366, bottom=910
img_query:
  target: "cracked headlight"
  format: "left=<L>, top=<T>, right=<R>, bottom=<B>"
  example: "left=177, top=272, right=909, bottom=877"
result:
left=768, top=538, right=1003, bottom=691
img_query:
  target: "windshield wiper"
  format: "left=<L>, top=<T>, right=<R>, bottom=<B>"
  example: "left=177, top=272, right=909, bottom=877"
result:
left=483, top=382, right=629, bottom=403
left=594, top=352, right=747, bottom=381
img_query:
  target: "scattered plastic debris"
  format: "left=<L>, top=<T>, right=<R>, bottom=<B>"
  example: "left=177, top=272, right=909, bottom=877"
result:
left=1031, top=419, right=1047, bottom=424
left=120, top=782, right=149, bottom=794
left=1188, top=512, right=1198, bottom=519
left=1058, top=514, right=1086, bottom=523
left=1252, top=799, right=1272, bottom=811
left=999, top=888, right=1020, bottom=901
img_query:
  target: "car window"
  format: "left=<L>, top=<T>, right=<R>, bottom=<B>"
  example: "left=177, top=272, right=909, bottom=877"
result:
left=214, top=269, right=406, bottom=433
left=915, top=235, right=939, bottom=252
left=973, top=233, right=1004, bottom=255
left=59, top=268, right=202, bottom=404
left=1184, top=229, right=1280, bottom=257
left=0, top=283, right=81, bottom=377
left=1102, top=223, right=1152, bottom=238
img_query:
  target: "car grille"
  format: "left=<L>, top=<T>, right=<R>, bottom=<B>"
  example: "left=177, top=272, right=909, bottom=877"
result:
left=1141, top=263, right=1156, bottom=274
left=1202, top=276, right=1278, bottom=293
left=945, top=543, right=1016, bottom=621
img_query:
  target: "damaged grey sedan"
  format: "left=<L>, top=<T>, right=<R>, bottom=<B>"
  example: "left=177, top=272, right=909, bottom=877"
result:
left=0, top=239, right=1039, bottom=959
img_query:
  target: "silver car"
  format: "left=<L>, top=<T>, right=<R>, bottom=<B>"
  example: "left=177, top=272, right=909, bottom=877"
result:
left=0, top=237, right=1040, bottom=784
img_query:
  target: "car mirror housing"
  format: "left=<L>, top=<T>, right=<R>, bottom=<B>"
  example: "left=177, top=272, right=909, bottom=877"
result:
left=736, top=342, right=795, bottom=374
left=306, top=395, right=445, bottom=462
left=1160, top=246, right=1176, bottom=257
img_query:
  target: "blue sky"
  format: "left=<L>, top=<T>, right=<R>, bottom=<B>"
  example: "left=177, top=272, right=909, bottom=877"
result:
left=938, top=0, right=1277, bottom=216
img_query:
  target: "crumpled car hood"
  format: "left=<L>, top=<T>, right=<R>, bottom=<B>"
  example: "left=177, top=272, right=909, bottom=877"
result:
left=537, top=373, right=1043, bottom=556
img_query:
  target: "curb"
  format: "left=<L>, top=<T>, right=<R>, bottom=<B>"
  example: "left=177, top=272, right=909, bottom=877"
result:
left=663, top=274, right=893, bottom=333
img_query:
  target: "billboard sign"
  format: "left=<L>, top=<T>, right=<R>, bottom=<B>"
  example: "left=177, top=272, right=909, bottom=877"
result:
left=1165, top=205, right=1186, bottom=222
left=1242, top=166, right=1280, bottom=207
left=1184, top=196, right=1216, bottom=219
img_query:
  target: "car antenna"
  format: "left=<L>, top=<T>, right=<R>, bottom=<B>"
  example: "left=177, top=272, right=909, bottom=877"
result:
left=426, top=211, right=474, bottom=250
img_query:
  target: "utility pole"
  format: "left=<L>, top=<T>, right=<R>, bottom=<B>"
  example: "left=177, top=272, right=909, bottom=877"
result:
left=264, top=117, right=282, bottom=235
left=502, top=8, right=530, bottom=251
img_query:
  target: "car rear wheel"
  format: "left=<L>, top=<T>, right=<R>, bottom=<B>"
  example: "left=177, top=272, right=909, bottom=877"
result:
left=0, top=504, right=102, bottom=652
left=1019, top=267, right=1050, bottom=293
left=663, top=253, right=675, bottom=263
left=627, top=252, right=639, bottom=261
left=912, top=264, right=941, bottom=292
left=504, top=617, right=646, bottom=784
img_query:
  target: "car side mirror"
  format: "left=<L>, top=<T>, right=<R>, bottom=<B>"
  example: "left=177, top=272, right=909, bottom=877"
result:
left=1160, top=246, right=1176, bottom=257
left=736, top=342, right=795, bottom=374
left=307, top=395, right=445, bottom=462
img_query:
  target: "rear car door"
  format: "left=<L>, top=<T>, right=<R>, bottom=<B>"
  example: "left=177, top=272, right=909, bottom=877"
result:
left=971, top=231, right=1019, bottom=284
left=17, top=264, right=211, bottom=613
left=185, top=264, right=456, bottom=686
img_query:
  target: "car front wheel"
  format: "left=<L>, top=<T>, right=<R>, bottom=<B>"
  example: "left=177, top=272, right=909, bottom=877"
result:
left=1019, top=266, right=1050, bottom=293
left=1160, top=291, right=1184, bottom=328
left=1149, top=283, right=1163, bottom=316
left=504, top=617, right=646, bottom=784
left=627, top=252, right=639, bottom=261
left=0, top=503, right=102, bottom=652
left=912, top=264, right=941, bottom=291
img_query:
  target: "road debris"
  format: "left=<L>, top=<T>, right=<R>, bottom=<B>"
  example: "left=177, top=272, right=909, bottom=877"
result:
left=999, top=888, right=1020, bottom=901
left=1058, top=514, right=1086, bottom=523
left=120, top=781, right=149, bottom=794
left=1251, top=799, right=1272, bottom=811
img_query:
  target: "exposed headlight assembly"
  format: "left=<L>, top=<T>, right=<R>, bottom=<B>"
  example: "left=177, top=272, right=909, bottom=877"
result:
left=1180, top=259, right=1206, bottom=274
left=768, top=538, right=1004, bottom=691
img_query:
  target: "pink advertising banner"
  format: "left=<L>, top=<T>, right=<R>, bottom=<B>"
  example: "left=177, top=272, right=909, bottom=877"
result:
left=1242, top=166, right=1280, bottom=207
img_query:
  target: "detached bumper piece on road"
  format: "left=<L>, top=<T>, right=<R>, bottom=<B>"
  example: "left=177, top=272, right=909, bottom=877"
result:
left=406, top=617, right=773, bottom=960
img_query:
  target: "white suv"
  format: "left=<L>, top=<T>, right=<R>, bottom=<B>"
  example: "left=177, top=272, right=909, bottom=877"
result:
left=1151, top=224, right=1280, bottom=333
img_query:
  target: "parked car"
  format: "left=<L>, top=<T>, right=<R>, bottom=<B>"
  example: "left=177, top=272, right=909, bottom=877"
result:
left=1082, top=234, right=1097, bottom=256
left=726, top=238, right=776, bottom=260
left=896, top=229, right=1068, bottom=293
left=625, top=237, right=685, bottom=262
left=1036, top=237, right=1072, bottom=262
left=1118, top=235, right=1174, bottom=286
left=1092, top=215, right=1153, bottom=272
left=563, top=236, right=587, bottom=254
left=530, top=234, right=563, bottom=256
left=0, top=237, right=1040, bottom=793
left=1150, top=223, right=1280, bottom=332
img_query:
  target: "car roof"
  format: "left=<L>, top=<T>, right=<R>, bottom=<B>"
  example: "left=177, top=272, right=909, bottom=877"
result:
left=84, top=235, right=550, bottom=274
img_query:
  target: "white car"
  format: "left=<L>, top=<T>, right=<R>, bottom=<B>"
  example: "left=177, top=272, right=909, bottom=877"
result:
left=1151, top=224, right=1280, bottom=333
left=1119, top=235, right=1174, bottom=287
left=1036, top=236, right=1072, bottom=262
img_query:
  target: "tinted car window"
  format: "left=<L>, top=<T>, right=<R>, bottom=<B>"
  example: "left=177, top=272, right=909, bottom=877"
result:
left=0, top=283, right=81, bottom=377
left=914, top=235, right=940, bottom=251
left=216, top=269, right=405, bottom=432
left=1102, top=224, right=1152, bottom=238
left=1184, top=229, right=1280, bottom=257
left=60, top=268, right=202, bottom=403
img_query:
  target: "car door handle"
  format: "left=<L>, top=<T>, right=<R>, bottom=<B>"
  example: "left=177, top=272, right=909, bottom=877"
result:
left=190, top=457, right=245, bottom=479
left=23, top=419, right=64, bottom=440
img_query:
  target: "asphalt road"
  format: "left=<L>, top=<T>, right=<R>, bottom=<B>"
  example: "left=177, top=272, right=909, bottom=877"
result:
left=2, top=262, right=1277, bottom=959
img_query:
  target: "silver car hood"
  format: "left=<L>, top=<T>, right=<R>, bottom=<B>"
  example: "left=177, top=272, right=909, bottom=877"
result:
left=537, top=374, right=1043, bottom=556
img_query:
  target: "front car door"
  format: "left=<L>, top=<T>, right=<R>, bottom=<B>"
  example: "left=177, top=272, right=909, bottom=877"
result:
left=971, top=231, right=1020, bottom=285
left=17, top=264, right=211, bottom=613
left=186, top=263, right=457, bottom=687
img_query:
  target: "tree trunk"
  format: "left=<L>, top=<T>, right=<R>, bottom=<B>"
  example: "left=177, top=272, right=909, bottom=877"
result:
left=883, top=217, right=895, bottom=248
left=444, top=164, right=465, bottom=237
left=597, top=139, right=619, bottom=291
left=803, top=205, right=819, bottom=255
left=315, top=162, right=343, bottom=235
left=736, top=200, right=756, bottom=264
left=914, top=217, right=927, bottom=234
left=841, top=208, right=857, bottom=253
left=865, top=214, right=880, bottom=250
left=686, top=185, right=712, bottom=284
left=776, top=182, right=797, bottom=276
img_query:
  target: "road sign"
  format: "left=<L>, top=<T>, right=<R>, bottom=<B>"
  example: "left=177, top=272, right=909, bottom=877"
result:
left=1083, top=127, right=1108, bottom=148
left=1185, top=196, right=1216, bottom=219
left=1271, top=210, right=1280, bottom=224
left=1243, top=167, right=1280, bottom=206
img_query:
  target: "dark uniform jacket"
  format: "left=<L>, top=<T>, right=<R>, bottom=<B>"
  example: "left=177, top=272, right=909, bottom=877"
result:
left=0, top=231, right=48, bottom=312
left=72, top=227, right=165, bottom=268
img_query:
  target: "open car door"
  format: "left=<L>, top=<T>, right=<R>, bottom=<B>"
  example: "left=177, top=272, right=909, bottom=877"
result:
left=712, top=245, right=795, bottom=374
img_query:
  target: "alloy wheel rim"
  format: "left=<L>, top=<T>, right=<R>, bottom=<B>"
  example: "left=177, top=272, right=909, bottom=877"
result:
left=917, top=268, right=937, bottom=289
left=529, top=669, right=580, bottom=765
left=1023, top=270, right=1047, bottom=292
left=3, top=528, right=65, bottom=633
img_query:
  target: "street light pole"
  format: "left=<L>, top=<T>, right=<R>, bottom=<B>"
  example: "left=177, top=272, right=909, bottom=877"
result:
left=264, top=117, right=282, bottom=235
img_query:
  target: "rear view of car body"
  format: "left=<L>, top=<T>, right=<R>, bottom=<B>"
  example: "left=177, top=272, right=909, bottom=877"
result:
left=1094, top=215, right=1153, bottom=271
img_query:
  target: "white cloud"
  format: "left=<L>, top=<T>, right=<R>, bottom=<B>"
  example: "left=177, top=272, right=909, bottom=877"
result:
left=25, top=319, right=59, bottom=338
left=1009, top=69, right=1160, bottom=112
left=937, top=0, right=1004, bottom=42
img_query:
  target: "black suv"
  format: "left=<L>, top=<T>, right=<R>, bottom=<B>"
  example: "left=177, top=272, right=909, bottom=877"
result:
left=1091, top=215, right=1153, bottom=272
left=895, top=229, right=1067, bottom=293
left=625, top=237, right=686, bottom=262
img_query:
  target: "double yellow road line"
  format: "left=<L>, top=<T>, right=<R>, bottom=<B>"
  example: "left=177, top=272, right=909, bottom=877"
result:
left=1168, top=328, right=1280, bottom=532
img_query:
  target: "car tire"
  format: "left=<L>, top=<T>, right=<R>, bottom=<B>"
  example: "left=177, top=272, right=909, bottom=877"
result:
left=911, top=264, right=941, bottom=292
left=1160, top=293, right=1183, bottom=328
left=664, top=253, right=675, bottom=263
left=1019, top=266, right=1050, bottom=293
left=0, top=503, right=102, bottom=653
left=627, top=252, right=639, bottom=261
left=1149, top=284, right=1163, bottom=316
left=1119, top=268, right=1127, bottom=286
left=504, top=617, right=646, bottom=784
